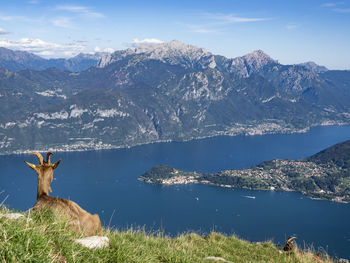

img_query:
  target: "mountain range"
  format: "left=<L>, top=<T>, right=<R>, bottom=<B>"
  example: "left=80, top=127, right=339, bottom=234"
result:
left=0, top=47, right=107, bottom=72
left=0, top=40, right=349, bottom=154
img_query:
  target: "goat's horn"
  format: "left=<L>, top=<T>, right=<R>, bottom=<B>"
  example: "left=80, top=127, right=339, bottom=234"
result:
left=46, top=152, right=53, bottom=164
left=287, top=237, right=297, bottom=243
left=30, top=152, right=44, bottom=165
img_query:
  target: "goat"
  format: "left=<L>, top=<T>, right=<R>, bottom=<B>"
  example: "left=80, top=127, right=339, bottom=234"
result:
left=283, top=236, right=296, bottom=251
left=25, top=152, right=102, bottom=236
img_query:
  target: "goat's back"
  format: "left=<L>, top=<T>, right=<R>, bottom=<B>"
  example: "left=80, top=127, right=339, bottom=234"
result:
left=33, top=195, right=101, bottom=236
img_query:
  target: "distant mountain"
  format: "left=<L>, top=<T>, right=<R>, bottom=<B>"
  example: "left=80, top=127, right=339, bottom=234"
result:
left=0, top=40, right=349, bottom=154
left=98, top=40, right=216, bottom=69
left=140, top=140, right=350, bottom=203
left=0, top=47, right=47, bottom=71
left=0, top=47, right=107, bottom=72
left=298, top=61, right=328, bottom=73
left=219, top=49, right=278, bottom=77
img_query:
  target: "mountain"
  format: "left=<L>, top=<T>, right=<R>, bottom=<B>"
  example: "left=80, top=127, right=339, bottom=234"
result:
left=218, top=49, right=278, bottom=77
left=140, top=140, right=350, bottom=203
left=0, top=47, right=107, bottom=72
left=307, top=140, right=350, bottom=168
left=0, top=47, right=47, bottom=71
left=0, top=40, right=349, bottom=154
left=298, top=61, right=328, bottom=73
left=98, top=40, right=216, bottom=69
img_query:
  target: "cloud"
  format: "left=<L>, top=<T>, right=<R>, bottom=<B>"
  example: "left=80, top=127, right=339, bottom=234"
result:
left=0, top=14, right=25, bottom=21
left=332, top=8, right=350, bottom=13
left=103, top=47, right=114, bottom=53
left=286, top=23, right=299, bottom=30
left=321, top=2, right=350, bottom=12
left=321, top=2, right=344, bottom=7
left=184, top=24, right=220, bottom=34
left=203, top=13, right=271, bottom=24
left=51, top=17, right=75, bottom=28
left=0, top=38, right=85, bottom=58
left=177, top=12, right=270, bottom=35
left=132, top=38, right=164, bottom=45
left=0, top=28, right=11, bottom=35
left=94, top=46, right=114, bottom=53
left=322, top=3, right=337, bottom=7
left=126, top=38, right=164, bottom=48
left=55, top=5, right=104, bottom=19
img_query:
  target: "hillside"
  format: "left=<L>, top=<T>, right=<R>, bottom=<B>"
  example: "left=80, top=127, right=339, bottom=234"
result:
left=0, top=208, right=332, bottom=263
left=307, top=140, right=350, bottom=169
left=0, top=41, right=350, bottom=154
left=139, top=140, right=350, bottom=203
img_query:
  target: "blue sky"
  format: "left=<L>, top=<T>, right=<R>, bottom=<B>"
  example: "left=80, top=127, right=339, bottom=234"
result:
left=0, top=0, right=349, bottom=69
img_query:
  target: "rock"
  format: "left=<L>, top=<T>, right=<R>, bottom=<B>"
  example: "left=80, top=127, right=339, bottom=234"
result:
left=75, top=236, right=109, bottom=249
left=0, top=212, right=32, bottom=221
left=205, top=256, right=233, bottom=263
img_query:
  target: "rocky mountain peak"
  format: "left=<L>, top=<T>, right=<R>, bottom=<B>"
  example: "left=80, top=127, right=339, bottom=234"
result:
left=224, top=50, right=278, bottom=77
left=99, top=40, right=216, bottom=69
left=242, top=50, right=277, bottom=67
left=298, top=61, right=328, bottom=73
left=135, top=40, right=215, bottom=68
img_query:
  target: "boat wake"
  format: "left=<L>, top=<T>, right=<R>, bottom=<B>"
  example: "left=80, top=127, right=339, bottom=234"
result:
left=242, top=195, right=256, bottom=199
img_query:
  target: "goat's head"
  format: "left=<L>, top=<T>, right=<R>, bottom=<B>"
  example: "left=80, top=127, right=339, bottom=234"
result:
left=25, top=152, right=61, bottom=198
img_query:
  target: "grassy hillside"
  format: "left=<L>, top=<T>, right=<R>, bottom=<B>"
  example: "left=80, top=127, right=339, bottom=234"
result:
left=0, top=208, right=332, bottom=263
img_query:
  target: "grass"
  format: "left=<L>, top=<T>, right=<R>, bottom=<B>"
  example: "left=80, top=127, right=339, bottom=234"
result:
left=0, top=207, right=333, bottom=263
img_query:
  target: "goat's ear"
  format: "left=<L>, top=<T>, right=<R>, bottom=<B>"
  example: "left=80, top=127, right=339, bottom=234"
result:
left=24, top=161, right=37, bottom=170
left=52, top=159, right=61, bottom=170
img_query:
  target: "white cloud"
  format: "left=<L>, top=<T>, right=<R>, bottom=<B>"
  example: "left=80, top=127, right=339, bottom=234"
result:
left=203, top=13, right=271, bottom=24
left=52, top=17, right=75, bottom=28
left=286, top=23, right=299, bottom=30
left=0, top=14, right=24, bottom=21
left=0, top=28, right=10, bottom=35
left=103, top=47, right=114, bottom=53
left=0, top=38, right=85, bottom=58
left=333, top=8, right=350, bottom=13
left=92, top=46, right=114, bottom=53
left=55, top=5, right=104, bottom=19
left=184, top=24, right=221, bottom=34
left=177, top=12, right=270, bottom=35
left=321, top=2, right=344, bottom=7
left=322, top=3, right=337, bottom=7
left=36, top=50, right=53, bottom=56
left=132, top=38, right=164, bottom=45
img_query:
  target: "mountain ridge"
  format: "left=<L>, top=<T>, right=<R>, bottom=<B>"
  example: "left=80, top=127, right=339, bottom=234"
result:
left=0, top=47, right=108, bottom=72
left=0, top=40, right=349, bottom=154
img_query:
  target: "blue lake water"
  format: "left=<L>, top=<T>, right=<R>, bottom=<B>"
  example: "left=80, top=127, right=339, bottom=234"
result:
left=1, top=125, right=350, bottom=258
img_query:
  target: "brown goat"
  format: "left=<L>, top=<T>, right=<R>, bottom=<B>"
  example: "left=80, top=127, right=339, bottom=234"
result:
left=25, top=152, right=102, bottom=236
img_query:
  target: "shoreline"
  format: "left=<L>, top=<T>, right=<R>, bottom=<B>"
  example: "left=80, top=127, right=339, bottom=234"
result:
left=139, top=177, right=350, bottom=204
left=2, top=122, right=349, bottom=157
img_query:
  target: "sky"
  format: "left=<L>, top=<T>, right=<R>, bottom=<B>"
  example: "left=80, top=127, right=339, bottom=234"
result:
left=0, top=0, right=349, bottom=69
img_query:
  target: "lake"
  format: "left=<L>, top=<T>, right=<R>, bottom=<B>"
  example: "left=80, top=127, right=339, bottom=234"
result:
left=1, top=125, right=350, bottom=259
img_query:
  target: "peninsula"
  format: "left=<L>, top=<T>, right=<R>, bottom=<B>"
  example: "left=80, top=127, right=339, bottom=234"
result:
left=139, top=140, right=350, bottom=203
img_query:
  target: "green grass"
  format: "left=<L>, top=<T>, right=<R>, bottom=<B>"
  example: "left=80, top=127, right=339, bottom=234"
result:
left=0, top=207, right=332, bottom=263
